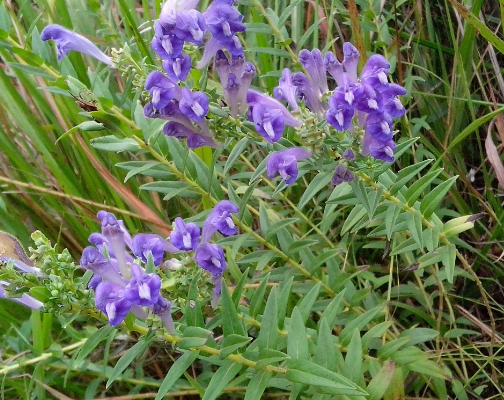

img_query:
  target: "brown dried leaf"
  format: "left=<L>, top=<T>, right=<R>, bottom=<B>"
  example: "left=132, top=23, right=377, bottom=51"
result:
left=485, top=122, right=504, bottom=190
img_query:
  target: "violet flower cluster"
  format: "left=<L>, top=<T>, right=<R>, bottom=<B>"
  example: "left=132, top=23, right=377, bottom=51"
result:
left=80, top=201, right=238, bottom=328
left=144, top=0, right=251, bottom=149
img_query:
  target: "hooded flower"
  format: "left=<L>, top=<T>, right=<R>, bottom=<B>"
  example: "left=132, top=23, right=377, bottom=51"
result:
left=163, top=54, right=191, bottom=81
left=291, top=72, right=326, bottom=116
left=0, top=281, right=44, bottom=310
left=187, top=133, right=219, bottom=149
left=152, top=21, right=184, bottom=59
left=95, top=281, right=132, bottom=326
left=179, top=88, right=209, bottom=122
left=201, top=200, right=239, bottom=243
left=204, top=2, right=245, bottom=45
left=342, top=42, right=360, bottom=82
left=251, top=104, right=285, bottom=143
left=267, top=147, right=312, bottom=185
left=145, top=71, right=180, bottom=110
left=80, top=246, right=127, bottom=286
left=361, top=54, right=390, bottom=91
left=174, top=10, right=206, bottom=45
left=195, top=243, right=226, bottom=275
left=326, top=96, right=354, bottom=131
left=132, top=234, right=176, bottom=265
left=273, top=69, right=299, bottom=110
left=170, top=217, right=200, bottom=251
left=324, top=51, right=343, bottom=86
left=381, top=83, right=407, bottom=118
left=247, top=90, right=301, bottom=127
left=152, top=296, right=175, bottom=333
left=365, top=111, right=394, bottom=142
left=332, top=164, right=355, bottom=185
left=362, top=131, right=396, bottom=162
left=124, top=264, right=161, bottom=307
left=224, top=73, right=241, bottom=117
left=40, top=24, right=113, bottom=65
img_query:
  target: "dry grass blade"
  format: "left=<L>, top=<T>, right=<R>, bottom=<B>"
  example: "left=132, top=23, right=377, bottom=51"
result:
left=485, top=119, right=504, bottom=190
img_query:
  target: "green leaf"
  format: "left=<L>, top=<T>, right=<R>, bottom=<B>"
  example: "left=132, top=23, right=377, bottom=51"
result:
left=367, top=361, right=395, bottom=400
left=155, top=351, right=199, bottom=400
left=221, top=281, right=246, bottom=336
left=286, top=359, right=366, bottom=396
left=377, top=337, right=411, bottom=360
left=219, top=335, right=252, bottom=359
left=420, top=176, right=458, bottom=219
left=341, top=205, right=367, bottom=234
left=343, top=329, right=362, bottom=384
left=75, top=325, right=116, bottom=365
left=298, top=171, right=333, bottom=210
left=406, top=211, right=423, bottom=249
left=90, top=135, right=140, bottom=152
left=185, top=271, right=204, bottom=327
left=297, top=283, right=320, bottom=324
left=350, top=179, right=372, bottom=217
left=255, top=349, right=289, bottom=369
left=106, top=333, right=154, bottom=388
left=315, top=318, right=337, bottom=372
left=287, top=307, right=309, bottom=360
left=278, top=276, right=293, bottom=329
left=405, top=169, right=443, bottom=206
left=232, top=268, right=250, bottom=307
left=224, top=137, right=251, bottom=174
left=244, top=371, right=272, bottom=400
left=320, top=289, right=346, bottom=328
left=257, top=287, right=278, bottom=350
left=264, top=218, right=300, bottom=240
left=389, top=159, right=433, bottom=195
left=340, top=305, right=384, bottom=346
left=249, top=273, right=270, bottom=318
left=201, top=361, right=242, bottom=400
left=441, top=243, right=457, bottom=284
left=385, top=202, right=402, bottom=240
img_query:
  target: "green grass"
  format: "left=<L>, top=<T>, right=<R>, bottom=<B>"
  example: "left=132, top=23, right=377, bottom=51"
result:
left=1, top=0, right=504, bottom=399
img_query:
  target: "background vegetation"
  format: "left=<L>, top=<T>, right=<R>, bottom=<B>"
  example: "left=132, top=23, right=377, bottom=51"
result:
left=0, top=0, right=503, bottom=398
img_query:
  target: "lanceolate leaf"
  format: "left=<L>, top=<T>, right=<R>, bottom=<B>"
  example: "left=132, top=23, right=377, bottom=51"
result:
left=156, top=351, right=199, bottom=400
left=201, top=361, right=243, bottom=400
left=257, top=287, right=279, bottom=350
left=287, top=307, right=309, bottom=360
left=244, top=371, right=273, bottom=400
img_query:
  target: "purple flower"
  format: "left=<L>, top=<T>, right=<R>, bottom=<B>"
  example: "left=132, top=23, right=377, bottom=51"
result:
left=361, top=54, right=390, bottom=91
left=153, top=297, right=175, bottom=333
left=0, top=281, right=44, bottom=310
left=214, top=50, right=230, bottom=86
left=326, top=96, right=354, bottom=131
left=267, top=147, right=312, bottom=185
left=354, top=83, right=382, bottom=114
left=196, top=37, right=224, bottom=69
left=96, top=211, right=131, bottom=279
left=204, top=3, right=245, bottom=45
left=342, top=42, right=360, bottom=82
left=324, top=51, right=343, bottom=86
left=247, top=90, right=302, bottom=127
left=179, top=88, right=209, bottom=122
left=152, top=21, right=184, bottom=59
left=362, top=131, right=396, bottom=162
left=230, top=54, right=245, bottom=78
left=159, top=0, right=201, bottom=29
left=343, top=148, right=355, bottom=161
left=291, top=72, right=325, bottom=116
left=224, top=73, right=241, bottom=117
left=132, top=234, right=175, bottom=265
left=124, top=264, right=161, bottom=306
left=237, top=62, right=256, bottom=113
left=211, top=275, right=222, bottom=308
left=145, top=71, right=179, bottom=110
left=170, top=217, right=200, bottom=251
left=195, top=243, right=226, bottom=275
left=95, top=281, right=132, bottom=326
left=252, top=104, right=284, bottom=143
left=273, top=69, right=299, bottom=110
left=40, top=24, right=113, bottom=65
left=80, top=246, right=126, bottom=286
left=382, top=83, right=407, bottom=118
left=298, top=49, right=320, bottom=94
left=163, top=54, right=191, bottom=81
left=174, top=10, right=206, bottom=45
left=163, top=121, right=195, bottom=139
left=187, top=133, right=219, bottom=149
left=88, top=275, right=102, bottom=290
left=332, top=164, right=354, bottom=185
left=312, top=49, right=328, bottom=94
left=365, top=111, right=393, bottom=141
left=201, top=200, right=239, bottom=243
left=330, top=74, right=363, bottom=109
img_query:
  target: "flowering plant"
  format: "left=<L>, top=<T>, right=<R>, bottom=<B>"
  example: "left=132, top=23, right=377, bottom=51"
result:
left=0, top=1, right=487, bottom=399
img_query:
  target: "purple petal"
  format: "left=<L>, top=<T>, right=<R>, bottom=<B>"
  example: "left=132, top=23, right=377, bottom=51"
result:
left=41, top=24, right=113, bottom=65
left=342, top=42, right=359, bottom=82
left=362, top=131, right=396, bottom=162
left=170, top=217, right=201, bottom=251
left=163, top=54, right=192, bottom=81
left=247, top=90, right=301, bottom=127
left=194, top=243, right=226, bottom=275
left=94, top=281, right=132, bottom=326
left=179, top=87, right=209, bottom=122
